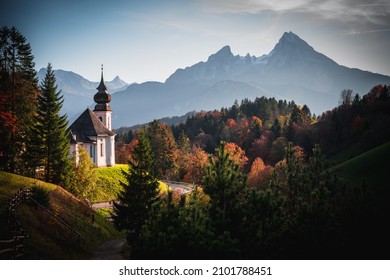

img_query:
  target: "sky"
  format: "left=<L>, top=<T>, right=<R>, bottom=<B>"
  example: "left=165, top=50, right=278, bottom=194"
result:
left=2, top=0, right=390, bottom=84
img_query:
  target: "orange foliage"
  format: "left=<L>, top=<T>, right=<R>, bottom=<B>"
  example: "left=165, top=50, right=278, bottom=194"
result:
left=0, top=111, right=18, bottom=133
left=182, top=147, right=209, bottom=184
left=226, top=118, right=236, bottom=128
left=248, top=157, right=273, bottom=188
left=251, top=116, right=263, bottom=127
left=225, top=142, right=248, bottom=169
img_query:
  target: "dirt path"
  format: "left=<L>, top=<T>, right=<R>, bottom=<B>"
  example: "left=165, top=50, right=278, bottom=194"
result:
left=91, top=238, right=127, bottom=260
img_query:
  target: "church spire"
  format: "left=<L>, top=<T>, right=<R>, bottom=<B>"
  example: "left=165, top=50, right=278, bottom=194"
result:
left=97, top=64, right=107, bottom=91
left=94, top=64, right=111, bottom=111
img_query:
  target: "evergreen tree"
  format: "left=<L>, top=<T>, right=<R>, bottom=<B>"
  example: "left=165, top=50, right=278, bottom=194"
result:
left=176, top=130, right=191, bottom=180
left=203, top=142, right=246, bottom=234
left=0, top=26, right=38, bottom=172
left=113, top=131, right=160, bottom=245
left=147, top=120, right=178, bottom=179
left=27, top=63, right=71, bottom=186
left=137, top=188, right=212, bottom=259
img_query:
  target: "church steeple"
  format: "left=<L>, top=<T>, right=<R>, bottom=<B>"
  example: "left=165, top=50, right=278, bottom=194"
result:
left=94, top=65, right=111, bottom=111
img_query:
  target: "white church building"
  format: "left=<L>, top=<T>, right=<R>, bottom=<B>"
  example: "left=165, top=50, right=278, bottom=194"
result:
left=68, top=67, right=115, bottom=167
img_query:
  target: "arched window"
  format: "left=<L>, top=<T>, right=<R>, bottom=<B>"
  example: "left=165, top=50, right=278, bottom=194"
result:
left=99, top=116, right=103, bottom=122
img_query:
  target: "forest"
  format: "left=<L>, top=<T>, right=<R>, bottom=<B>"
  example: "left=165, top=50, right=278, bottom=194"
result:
left=1, top=26, right=390, bottom=259
left=113, top=85, right=390, bottom=259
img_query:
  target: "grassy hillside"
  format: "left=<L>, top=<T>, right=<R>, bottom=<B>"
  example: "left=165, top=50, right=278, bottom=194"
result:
left=0, top=171, right=123, bottom=259
left=330, top=141, right=390, bottom=189
left=94, top=164, right=128, bottom=203
left=94, top=164, right=170, bottom=203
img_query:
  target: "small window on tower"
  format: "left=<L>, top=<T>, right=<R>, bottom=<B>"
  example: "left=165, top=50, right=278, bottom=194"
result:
left=100, top=143, right=103, bottom=157
left=99, top=116, right=103, bottom=122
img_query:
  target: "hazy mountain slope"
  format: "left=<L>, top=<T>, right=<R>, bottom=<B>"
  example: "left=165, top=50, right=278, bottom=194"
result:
left=42, top=32, right=390, bottom=128
left=37, top=69, right=129, bottom=123
left=110, top=32, right=389, bottom=128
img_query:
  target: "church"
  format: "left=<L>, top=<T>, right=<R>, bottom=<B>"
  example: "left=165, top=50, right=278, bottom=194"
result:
left=68, top=67, right=115, bottom=167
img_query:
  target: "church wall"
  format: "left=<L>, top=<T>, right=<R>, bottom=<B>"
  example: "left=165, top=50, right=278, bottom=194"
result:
left=69, top=142, right=98, bottom=166
left=105, top=135, right=115, bottom=166
left=96, top=137, right=106, bottom=167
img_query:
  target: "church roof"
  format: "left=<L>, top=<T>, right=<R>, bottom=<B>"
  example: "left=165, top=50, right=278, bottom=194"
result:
left=67, top=108, right=114, bottom=143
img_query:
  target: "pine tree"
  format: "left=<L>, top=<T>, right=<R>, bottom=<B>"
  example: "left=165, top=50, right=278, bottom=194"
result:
left=27, top=63, right=71, bottom=186
left=113, top=131, right=160, bottom=244
left=0, top=26, right=38, bottom=172
left=147, top=120, right=178, bottom=179
left=203, top=141, right=246, bottom=233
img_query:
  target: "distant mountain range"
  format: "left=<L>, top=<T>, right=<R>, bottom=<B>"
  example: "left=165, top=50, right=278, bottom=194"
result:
left=40, top=32, right=390, bottom=128
left=37, top=68, right=129, bottom=123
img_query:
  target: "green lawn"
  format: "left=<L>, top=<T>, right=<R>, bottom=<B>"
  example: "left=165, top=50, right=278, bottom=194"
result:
left=94, top=164, right=128, bottom=203
left=330, top=141, right=390, bottom=189
left=94, top=164, right=170, bottom=203
left=327, top=142, right=365, bottom=164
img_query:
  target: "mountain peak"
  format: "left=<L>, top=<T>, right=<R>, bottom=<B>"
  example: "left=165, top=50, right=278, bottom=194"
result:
left=207, top=45, right=234, bottom=62
left=275, top=31, right=313, bottom=52
left=280, top=31, right=302, bottom=42
left=268, top=31, right=337, bottom=67
left=112, top=75, right=122, bottom=82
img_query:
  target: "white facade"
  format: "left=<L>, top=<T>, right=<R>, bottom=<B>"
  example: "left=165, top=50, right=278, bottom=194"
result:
left=95, top=135, right=115, bottom=167
left=69, top=131, right=115, bottom=168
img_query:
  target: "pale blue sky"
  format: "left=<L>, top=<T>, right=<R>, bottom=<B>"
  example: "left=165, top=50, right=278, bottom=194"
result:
left=2, top=0, right=390, bottom=83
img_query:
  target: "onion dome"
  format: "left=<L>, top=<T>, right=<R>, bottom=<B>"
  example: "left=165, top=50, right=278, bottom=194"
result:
left=94, top=65, right=112, bottom=111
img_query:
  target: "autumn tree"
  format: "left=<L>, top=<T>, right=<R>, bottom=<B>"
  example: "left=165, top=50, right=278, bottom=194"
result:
left=182, top=146, right=209, bottom=184
left=247, top=157, right=272, bottom=188
left=113, top=131, right=160, bottom=244
left=224, top=142, right=248, bottom=171
left=27, top=64, right=71, bottom=186
left=0, top=26, right=38, bottom=172
left=69, top=146, right=97, bottom=199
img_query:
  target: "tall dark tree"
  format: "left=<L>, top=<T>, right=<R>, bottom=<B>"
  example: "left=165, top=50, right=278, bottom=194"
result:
left=147, top=120, right=178, bottom=179
left=203, top=141, right=246, bottom=232
left=202, top=142, right=247, bottom=258
left=27, top=63, right=71, bottom=186
left=0, top=26, right=38, bottom=172
left=113, top=131, right=160, bottom=245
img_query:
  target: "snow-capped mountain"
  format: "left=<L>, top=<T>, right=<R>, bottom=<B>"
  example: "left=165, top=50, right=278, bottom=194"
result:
left=37, top=68, right=129, bottom=122
left=109, top=31, right=390, bottom=128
